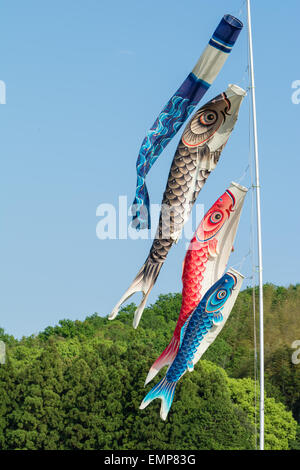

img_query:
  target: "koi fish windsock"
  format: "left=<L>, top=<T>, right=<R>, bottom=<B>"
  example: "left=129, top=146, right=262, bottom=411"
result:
left=140, top=268, right=244, bottom=421
left=109, top=85, right=246, bottom=328
left=145, top=182, right=248, bottom=384
left=132, top=14, right=243, bottom=230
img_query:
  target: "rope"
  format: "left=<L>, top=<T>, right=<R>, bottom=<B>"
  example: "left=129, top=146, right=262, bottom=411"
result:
left=232, top=0, right=258, bottom=449
left=236, top=164, right=250, bottom=186
left=232, top=0, right=247, bottom=19
left=230, top=250, right=251, bottom=273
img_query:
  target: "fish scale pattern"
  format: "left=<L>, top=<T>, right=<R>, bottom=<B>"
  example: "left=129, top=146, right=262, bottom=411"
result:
left=176, top=245, right=209, bottom=332
left=147, top=145, right=214, bottom=266
left=166, top=305, right=214, bottom=382
left=165, top=273, right=235, bottom=383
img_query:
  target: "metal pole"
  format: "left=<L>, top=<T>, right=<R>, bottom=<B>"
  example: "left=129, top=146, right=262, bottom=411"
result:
left=246, top=0, right=264, bottom=450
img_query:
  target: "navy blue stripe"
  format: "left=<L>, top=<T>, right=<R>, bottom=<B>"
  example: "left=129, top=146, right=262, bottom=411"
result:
left=189, top=73, right=211, bottom=88
left=212, top=34, right=234, bottom=48
left=209, top=39, right=231, bottom=54
left=177, top=73, right=210, bottom=99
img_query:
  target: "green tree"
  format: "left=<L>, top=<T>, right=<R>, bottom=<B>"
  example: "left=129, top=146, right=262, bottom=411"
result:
left=0, top=284, right=299, bottom=450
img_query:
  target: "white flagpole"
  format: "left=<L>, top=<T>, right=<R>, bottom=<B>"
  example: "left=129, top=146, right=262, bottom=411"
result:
left=246, top=0, right=264, bottom=450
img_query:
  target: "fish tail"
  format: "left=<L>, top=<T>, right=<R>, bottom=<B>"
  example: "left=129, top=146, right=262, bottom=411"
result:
left=139, top=376, right=178, bottom=421
left=131, top=186, right=151, bottom=231
left=108, top=259, right=163, bottom=329
left=145, top=336, right=180, bottom=385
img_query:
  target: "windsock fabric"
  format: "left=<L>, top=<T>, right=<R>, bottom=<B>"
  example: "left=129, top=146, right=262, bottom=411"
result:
left=132, top=14, right=243, bottom=230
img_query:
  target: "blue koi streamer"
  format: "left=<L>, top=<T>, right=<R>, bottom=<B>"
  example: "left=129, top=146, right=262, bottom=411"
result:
left=140, top=271, right=238, bottom=420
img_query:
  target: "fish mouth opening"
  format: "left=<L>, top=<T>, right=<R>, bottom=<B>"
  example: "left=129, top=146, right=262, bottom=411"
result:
left=223, top=14, right=243, bottom=30
left=230, top=181, right=248, bottom=193
left=228, top=84, right=247, bottom=96
left=228, top=267, right=245, bottom=280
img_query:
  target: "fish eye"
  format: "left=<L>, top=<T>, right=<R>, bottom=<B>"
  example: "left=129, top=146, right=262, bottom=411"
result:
left=209, top=211, right=223, bottom=224
left=216, top=289, right=227, bottom=300
left=199, top=110, right=218, bottom=126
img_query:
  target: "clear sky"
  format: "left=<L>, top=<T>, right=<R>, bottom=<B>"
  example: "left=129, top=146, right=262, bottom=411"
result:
left=1, top=0, right=299, bottom=338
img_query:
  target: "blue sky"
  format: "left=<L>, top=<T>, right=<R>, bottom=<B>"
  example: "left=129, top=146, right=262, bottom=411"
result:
left=1, top=0, right=299, bottom=338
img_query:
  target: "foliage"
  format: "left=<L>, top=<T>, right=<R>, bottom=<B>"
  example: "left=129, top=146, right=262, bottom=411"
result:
left=0, top=284, right=299, bottom=450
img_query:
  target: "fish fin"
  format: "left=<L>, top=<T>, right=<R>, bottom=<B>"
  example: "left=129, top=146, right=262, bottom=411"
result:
left=198, top=144, right=213, bottom=171
left=108, top=259, right=163, bottom=327
left=133, top=290, right=151, bottom=329
left=131, top=187, right=151, bottom=231
left=179, top=317, right=192, bottom=348
left=140, top=376, right=178, bottom=421
left=181, top=259, right=185, bottom=278
left=213, top=311, right=224, bottom=325
left=208, top=239, right=218, bottom=259
left=145, top=336, right=180, bottom=386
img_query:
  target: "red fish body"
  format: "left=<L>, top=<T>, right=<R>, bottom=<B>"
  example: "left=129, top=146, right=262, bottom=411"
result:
left=177, top=244, right=210, bottom=334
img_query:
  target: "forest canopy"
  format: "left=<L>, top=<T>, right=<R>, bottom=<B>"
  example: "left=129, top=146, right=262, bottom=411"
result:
left=0, top=284, right=299, bottom=450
